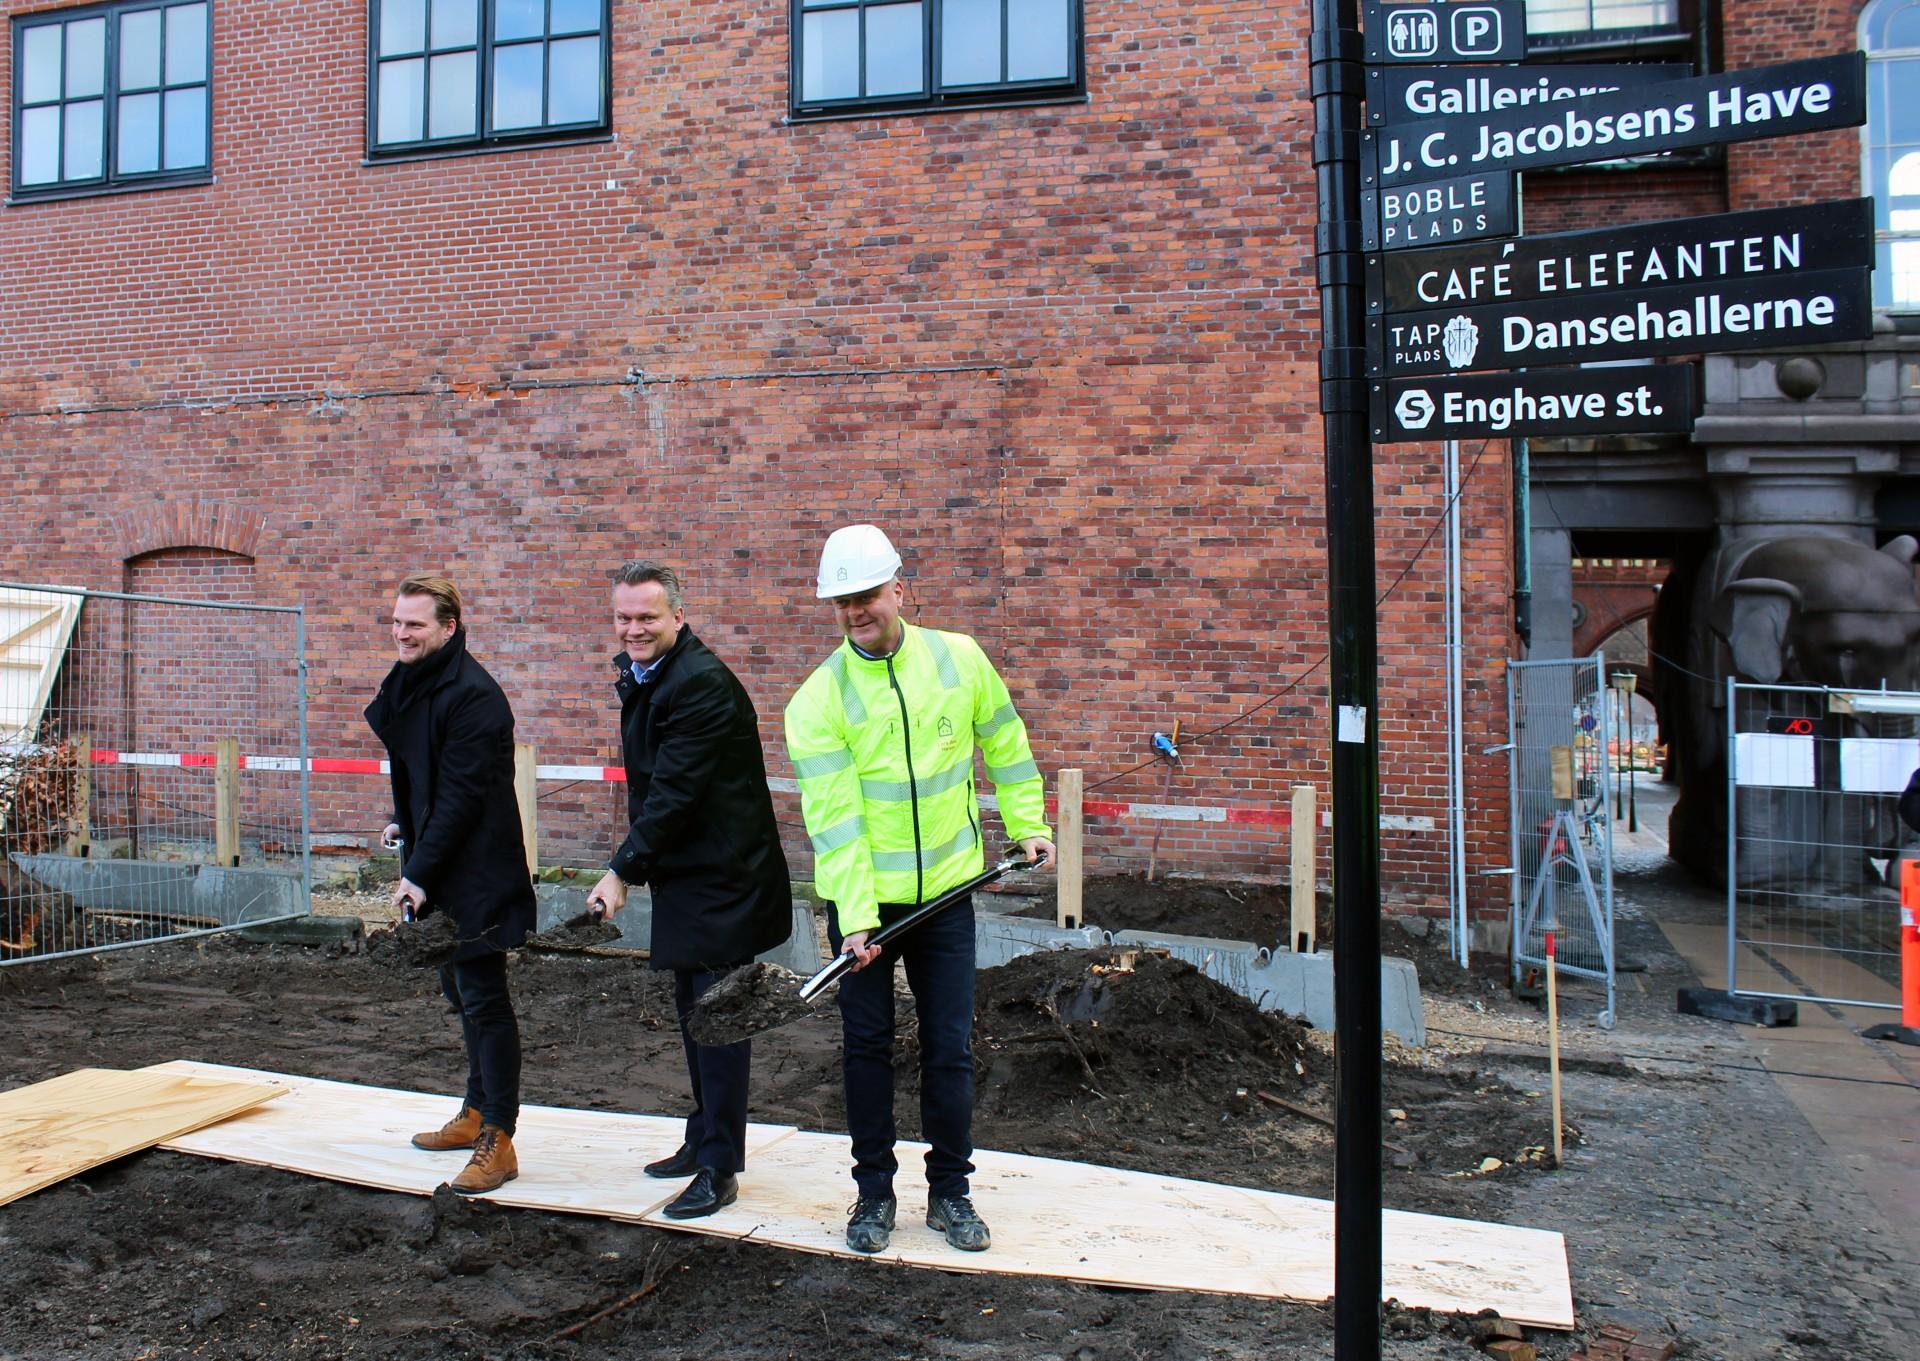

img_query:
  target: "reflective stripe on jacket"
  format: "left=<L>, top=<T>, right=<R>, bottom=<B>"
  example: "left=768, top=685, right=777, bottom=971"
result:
left=783, top=623, right=1050, bottom=936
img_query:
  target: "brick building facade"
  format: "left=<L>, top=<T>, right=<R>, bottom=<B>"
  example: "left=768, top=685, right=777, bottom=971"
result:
left=0, top=1, right=1891, bottom=914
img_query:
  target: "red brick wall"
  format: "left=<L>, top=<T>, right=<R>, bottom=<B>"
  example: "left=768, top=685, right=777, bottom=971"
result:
left=2, top=1, right=1857, bottom=915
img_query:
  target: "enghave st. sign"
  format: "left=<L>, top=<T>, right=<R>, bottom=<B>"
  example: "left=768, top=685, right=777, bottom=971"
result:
left=1369, top=267, right=1874, bottom=377
left=1366, top=63, right=1688, bottom=127
left=1371, top=53, right=1866, bottom=187
left=1367, top=198, right=1875, bottom=314
left=1361, top=169, right=1517, bottom=250
left=1371, top=364, right=1699, bottom=442
left=1361, top=0, right=1526, bottom=65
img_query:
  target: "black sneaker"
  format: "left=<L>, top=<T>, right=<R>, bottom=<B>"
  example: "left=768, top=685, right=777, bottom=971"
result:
left=926, top=1194, right=990, bottom=1251
left=845, top=1194, right=897, bottom=1253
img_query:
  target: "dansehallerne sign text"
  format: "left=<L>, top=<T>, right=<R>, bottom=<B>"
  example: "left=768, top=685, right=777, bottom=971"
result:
left=1372, top=53, right=1866, bottom=186
left=1368, top=198, right=1875, bottom=313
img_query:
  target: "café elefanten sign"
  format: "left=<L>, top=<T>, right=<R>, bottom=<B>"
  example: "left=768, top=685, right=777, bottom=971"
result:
left=1373, top=53, right=1866, bottom=186
left=1369, top=199, right=1875, bottom=313
left=1371, top=268, right=1873, bottom=376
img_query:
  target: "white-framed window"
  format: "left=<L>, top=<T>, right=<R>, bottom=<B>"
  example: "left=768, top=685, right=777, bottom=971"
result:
left=1863, top=0, right=1920, bottom=312
left=1524, top=0, right=1691, bottom=55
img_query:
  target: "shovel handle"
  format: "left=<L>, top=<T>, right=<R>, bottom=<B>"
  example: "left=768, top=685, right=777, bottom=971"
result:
left=798, top=854, right=1036, bottom=1002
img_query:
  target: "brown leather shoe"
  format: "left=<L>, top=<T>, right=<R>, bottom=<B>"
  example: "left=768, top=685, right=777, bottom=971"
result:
left=449, top=1125, right=519, bottom=1196
left=411, top=1103, right=483, bottom=1151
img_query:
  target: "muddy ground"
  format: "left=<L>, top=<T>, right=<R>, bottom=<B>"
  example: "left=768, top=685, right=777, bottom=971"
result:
left=1, top=890, right=1580, bottom=1361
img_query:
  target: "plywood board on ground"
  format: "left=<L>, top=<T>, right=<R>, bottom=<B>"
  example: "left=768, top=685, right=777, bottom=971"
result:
left=651, top=1130, right=1574, bottom=1328
left=0, top=1067, right=281, bottom=1207
left=145, top=1061, right=1572, bottom=1326
left=148, top=1060, right=797, bottom=1221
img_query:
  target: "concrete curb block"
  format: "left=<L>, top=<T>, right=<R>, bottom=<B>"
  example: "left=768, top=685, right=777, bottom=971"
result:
left=17, top=854, right=305, bottom=926
left=533, top=884, right=822, bottom=976
left=975, top=910, right=1110, bottom=966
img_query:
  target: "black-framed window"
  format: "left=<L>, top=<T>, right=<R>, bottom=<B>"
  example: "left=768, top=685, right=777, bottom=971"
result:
left=10, top=1, right=211, bottom=200
left=367, top=0, right=610, bottom=155
left=1863, top=0, right=1920, bottom=312
left=791, top=0, right=1082, bottom=119
left=1523, top=0, right=1693, bottom=56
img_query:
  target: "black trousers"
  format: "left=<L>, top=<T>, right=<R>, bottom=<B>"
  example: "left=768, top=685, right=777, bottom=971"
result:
left=673, top=966, right=752, bottom=1175
left=438, top=953, right=521, bottom=1135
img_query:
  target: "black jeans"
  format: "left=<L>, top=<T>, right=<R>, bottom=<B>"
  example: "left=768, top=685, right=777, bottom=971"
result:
left=672, top=967, right=752, bottom=1175
left=828, top=895, right=977, bottom=1200
left=438, top=953, right=520, bottom=1135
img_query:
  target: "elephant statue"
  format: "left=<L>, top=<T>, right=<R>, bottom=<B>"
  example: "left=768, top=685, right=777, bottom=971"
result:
left=1665, top=534, right=1920, bottom=893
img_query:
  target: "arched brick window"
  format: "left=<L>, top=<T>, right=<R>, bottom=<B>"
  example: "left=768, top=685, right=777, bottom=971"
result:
left=1863, top=0, right=1920, bottom=312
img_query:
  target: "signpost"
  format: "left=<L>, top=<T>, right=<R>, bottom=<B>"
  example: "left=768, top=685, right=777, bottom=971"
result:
left=1361, top=0, right=1526, bottom=64
left=1371, top=365, right=1700, bottom=442
left=1361, top=169, right=1516, bottom=250
left=1366, top=62, right=1688, bottom=126
left=1370, top=53, right=1867, bottom=187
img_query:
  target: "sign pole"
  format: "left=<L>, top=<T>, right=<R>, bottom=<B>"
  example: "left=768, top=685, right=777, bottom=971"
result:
left=1311, top=3, right=1382, bottom=1358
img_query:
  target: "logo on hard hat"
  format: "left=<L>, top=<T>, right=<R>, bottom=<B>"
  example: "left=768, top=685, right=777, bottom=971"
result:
left=836, top=566, right=848, bottom=581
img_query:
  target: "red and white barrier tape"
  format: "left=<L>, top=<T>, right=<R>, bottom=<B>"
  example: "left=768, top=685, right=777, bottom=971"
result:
left=3, top=745, right=1434, bottom=831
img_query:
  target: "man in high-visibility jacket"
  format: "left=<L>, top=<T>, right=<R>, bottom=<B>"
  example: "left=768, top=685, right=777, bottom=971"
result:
left=785, top=524, right=1055, bottom=1255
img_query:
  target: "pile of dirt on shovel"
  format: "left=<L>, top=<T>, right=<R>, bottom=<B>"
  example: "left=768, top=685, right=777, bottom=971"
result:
left=957, top=947, right=1318, bottom=1186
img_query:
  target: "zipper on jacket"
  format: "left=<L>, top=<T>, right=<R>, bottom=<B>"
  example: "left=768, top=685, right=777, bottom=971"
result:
left=885, top=656, right=925, bottom=907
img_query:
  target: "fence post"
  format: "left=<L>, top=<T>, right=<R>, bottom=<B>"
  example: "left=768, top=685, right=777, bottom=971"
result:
left=214, top=738, right=240, bottom=866
left=1055, top=768, right=1083, bottom=929
left=1291, top=783, right=1317, bottom=953
left=514, top=742, right=538, bottom=880
left=65, top=734, right=91, bottom=857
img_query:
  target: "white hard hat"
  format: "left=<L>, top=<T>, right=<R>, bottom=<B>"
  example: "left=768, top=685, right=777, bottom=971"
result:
left=816, top=524, right=902, bottom=600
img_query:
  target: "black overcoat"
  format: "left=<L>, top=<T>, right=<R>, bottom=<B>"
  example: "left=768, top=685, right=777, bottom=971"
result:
left=365, top=628, right=536, bottom=962
left=608, top=627, right=792, bottom=971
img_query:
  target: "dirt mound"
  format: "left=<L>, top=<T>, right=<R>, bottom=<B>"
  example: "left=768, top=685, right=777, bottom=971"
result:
left=524, top=911, right=625, bottom=954
left=1008, top=873, right=1324, bottom=944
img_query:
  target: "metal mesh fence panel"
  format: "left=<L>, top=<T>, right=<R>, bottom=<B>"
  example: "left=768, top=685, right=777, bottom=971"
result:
left=0, top=582, right=308, bottom=964
left=1726, top=681, right=1907, bottom=1010
left=1508, top=656, right=1616, bottom=1025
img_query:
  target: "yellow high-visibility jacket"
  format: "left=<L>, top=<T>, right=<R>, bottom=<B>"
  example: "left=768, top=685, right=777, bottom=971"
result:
left=784, top=624, right=1051, bottom=936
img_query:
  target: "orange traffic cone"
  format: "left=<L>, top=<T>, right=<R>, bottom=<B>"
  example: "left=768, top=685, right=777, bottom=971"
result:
left=1865, top=860, right=1920, bottom=1047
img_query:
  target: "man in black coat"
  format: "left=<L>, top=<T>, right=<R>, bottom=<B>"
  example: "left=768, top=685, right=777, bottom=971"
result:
left=587, top=561, right=791, bottom=1219
left=366, top=574, right=536, bottom=1196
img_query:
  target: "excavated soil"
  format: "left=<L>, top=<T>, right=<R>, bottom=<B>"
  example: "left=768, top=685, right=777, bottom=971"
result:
left=0, top=899, right=1579, bottom=1361
left=1007, top=873, right=1326, bottom=945
left=685, top=959, right=819, bottom=1045
left=523, top=912, right=625, bottom=955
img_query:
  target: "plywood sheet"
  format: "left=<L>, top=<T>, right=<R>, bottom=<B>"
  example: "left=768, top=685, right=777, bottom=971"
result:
left=149, top=1060, right=797, bottom=1221
left=0, top=586, right=81, bottom=745
left=146, top=1061, right=1572, bottom=1326
left=647, top=1131, right=1575, bottom=1328
left=0, top=1067, right=281, bottom=1207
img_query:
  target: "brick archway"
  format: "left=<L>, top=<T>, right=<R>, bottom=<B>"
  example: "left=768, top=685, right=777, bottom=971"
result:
left=110, top=501, right=266, bottom=563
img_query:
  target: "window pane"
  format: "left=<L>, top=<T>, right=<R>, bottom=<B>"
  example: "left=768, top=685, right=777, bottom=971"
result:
left=64, top=99, right=104, bottom=179
left=865, top=3, right=925, bottom=97
left=428, top=50, right=478, bottom=138
left=942, top=0, right=1001, bottom=85
left=377, top=57, right=426, bottom=142
left=65, top=17, right=107, bottom=99
left=496, top=0, right=545, bottom=42
left=1007, top=0, right=1069, bottom=81
left=429, top=0, right=478, bottom=50
left=1890, top=8, right=1920, bottom=49
left=551, top=0, right=602, bottom=36
left=381, top=0, right=427, bottom=55
left=162, top=85, right=206, bottom=168
left=121, top=9, right=163, bottom=90
left=21, top=25, right=63, bottom=104
left=19, top=105, right=60, bottom=183
left=118, top=91, right=162, bottom=173
left=547, top=36, right=602, bottom=124
left=165, top=4, right=208, bottom=85
left=801, top=9, right=859, bottom=101
left=492, top=43, right=544, bottom=129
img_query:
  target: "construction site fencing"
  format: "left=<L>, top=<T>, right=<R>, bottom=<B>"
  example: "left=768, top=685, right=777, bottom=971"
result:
left=0, top=582, right=309, bottom=964
left=1725, top=681, right=1909, bottom=1010
left=1506, top=656, right=1616, bottom=1027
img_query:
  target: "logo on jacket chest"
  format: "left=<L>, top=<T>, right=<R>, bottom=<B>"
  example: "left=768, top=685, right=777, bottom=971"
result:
left=935, top=715, right=958, bottom=754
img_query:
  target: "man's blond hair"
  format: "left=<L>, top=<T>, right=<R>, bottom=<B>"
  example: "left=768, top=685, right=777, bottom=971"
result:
left=397, top=574, right=463, bottom=627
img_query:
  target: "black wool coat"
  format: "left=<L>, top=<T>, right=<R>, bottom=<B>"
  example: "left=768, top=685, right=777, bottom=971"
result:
left=365, top=628, right=536, bottom=962
left=608, top=627, right=792, bottom=972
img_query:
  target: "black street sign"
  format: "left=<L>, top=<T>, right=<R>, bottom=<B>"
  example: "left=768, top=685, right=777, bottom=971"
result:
left=1362, top=1, right=1526, bottom=65
left=1368, top=198, right=1875, bottom=314
left=1366, top=62, right=1689, bottom=126
left=1362, top=169, right=1517, bottom=251
left=1369, top=267, right=1874, bottom=376
left=1371, top=364, right=1699, bottom=442
left=1371, top=53, right=1867, bottom=186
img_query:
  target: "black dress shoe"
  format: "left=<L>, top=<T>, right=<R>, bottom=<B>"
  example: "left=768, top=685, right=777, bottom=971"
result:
left=663, top=1168, right=738, bottom=1220
left=644, top=1142, right=701, bottom=1179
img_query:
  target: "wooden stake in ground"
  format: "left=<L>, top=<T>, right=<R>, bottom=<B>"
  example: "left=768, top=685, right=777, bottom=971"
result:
left=1290, top=783, right=1317, bottom=953
left=514, top=741, right=538, bottom=879
left=1546, top=929, right=1564, bottom=1168
left=1055, top=767, right=1083, bottom=929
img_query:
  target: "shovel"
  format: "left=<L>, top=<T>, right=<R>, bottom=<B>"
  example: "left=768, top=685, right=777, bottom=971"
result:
left=687, top=853, right=1039, bottom=1045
